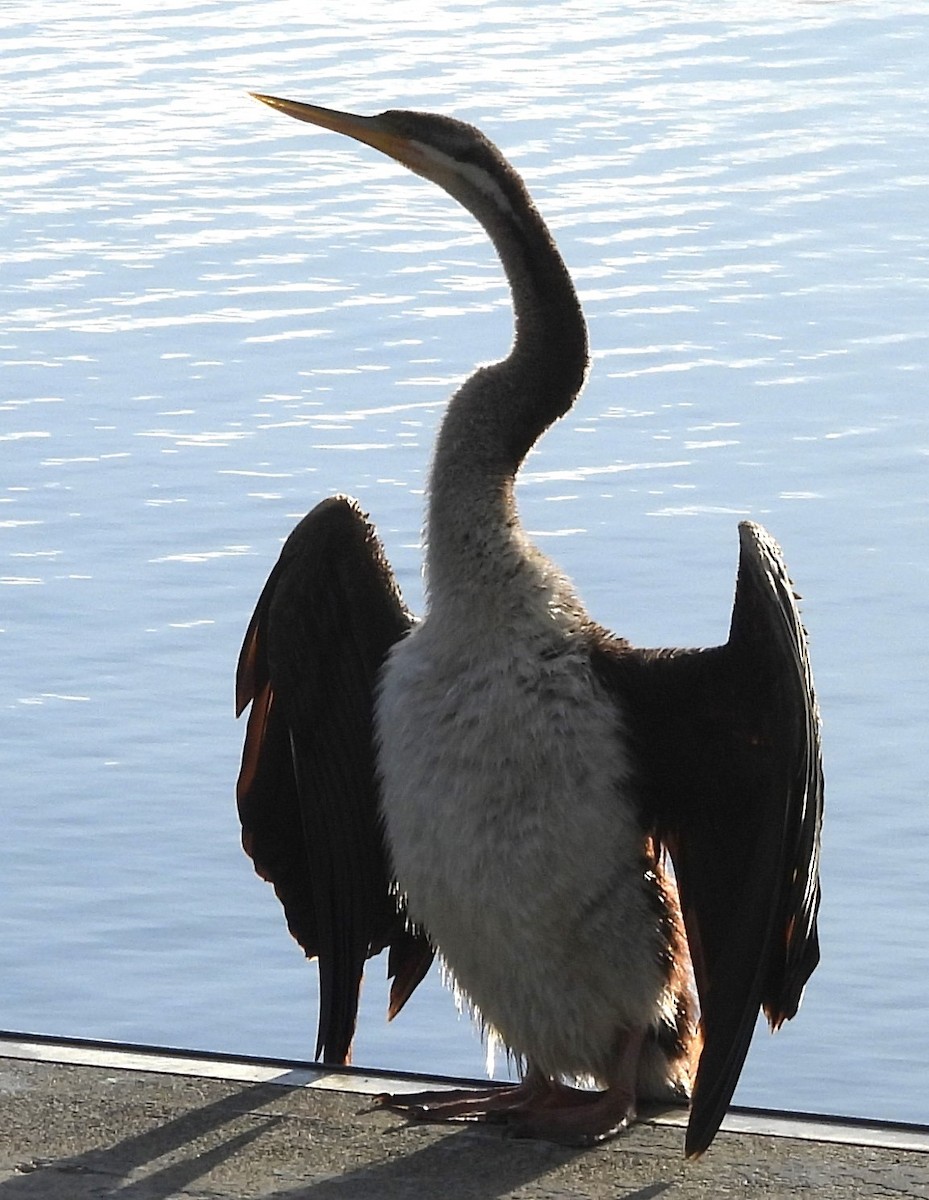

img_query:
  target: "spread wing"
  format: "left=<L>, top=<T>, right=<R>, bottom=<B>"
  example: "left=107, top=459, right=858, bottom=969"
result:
left=594, top=520, right=823, bottom=1156
left=235, top=495, right=434, bottom=1064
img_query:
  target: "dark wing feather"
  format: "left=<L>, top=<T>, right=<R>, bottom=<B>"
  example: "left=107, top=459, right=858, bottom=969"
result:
left=593, top=520, right=822, bottom=1157
left=235, top=495, right=434, bottom=1063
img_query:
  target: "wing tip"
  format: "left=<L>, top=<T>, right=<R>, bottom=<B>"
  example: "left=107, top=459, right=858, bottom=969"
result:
left=684, top=1086, right=731, bottom=1158
left=684, top=1102, right=718, bottom=1158
left=737, top=518, right=779, bottom=560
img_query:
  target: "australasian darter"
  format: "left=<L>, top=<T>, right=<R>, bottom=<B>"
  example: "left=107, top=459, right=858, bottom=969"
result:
left=235, top=93, right=823, bottom=1157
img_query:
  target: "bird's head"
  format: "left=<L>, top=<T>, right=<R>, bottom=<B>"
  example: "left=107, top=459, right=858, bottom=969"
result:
left=250, top=93, right=532, bottom=238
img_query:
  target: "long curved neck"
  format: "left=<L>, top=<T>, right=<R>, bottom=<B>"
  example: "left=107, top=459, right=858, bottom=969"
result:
left=426, top=177, right=589, bottom=600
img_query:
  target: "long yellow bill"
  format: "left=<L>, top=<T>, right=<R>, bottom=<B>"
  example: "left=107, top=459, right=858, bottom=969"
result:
left=250, top=93, right=422, bottom=172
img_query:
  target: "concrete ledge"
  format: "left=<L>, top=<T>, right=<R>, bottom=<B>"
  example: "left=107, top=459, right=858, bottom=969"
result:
left=1, top=1032, right=927, bottom=1198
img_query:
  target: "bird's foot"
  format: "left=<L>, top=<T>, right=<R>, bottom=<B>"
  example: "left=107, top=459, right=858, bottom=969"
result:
left=504, top=1026, right=646, bottom=1145
left=504, top=1082, right=636, bottom=1146
left=374, top=1044, right=642, bottom=1147
left=372, top=1078, right=544, bottom=1123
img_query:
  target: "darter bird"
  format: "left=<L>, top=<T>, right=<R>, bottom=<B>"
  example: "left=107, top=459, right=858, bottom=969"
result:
left=236, top=94, right=823, bottom=1157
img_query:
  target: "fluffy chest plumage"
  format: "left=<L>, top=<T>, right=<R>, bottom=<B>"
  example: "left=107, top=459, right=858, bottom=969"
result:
left=373, top=588, right=669, bottom=1078
left=377, top=611, right=628, bottom=886
left=378, top=579, right=643, bottom=936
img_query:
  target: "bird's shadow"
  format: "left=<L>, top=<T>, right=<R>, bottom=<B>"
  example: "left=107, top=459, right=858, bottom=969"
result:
left=0, top=1079, right=284, bottom=1199
left=0, top=1076, right=675, bottom=1200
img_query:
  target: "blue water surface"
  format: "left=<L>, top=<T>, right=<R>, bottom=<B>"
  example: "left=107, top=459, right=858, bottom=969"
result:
left=2, top=1, right=928, bottom=1123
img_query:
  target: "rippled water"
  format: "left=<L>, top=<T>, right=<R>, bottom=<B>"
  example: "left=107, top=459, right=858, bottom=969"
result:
left=3, top=1, right=928, bottom=1123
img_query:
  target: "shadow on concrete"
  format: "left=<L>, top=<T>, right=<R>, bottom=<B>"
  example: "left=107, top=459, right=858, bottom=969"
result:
left=0, top=1076, right=675, bottom=1200
left=0, top=1078, right=285, bottom=1199
left=256, top=1115, right=674, bottom=1200
left=259, top=1142, right=676, bottom=1200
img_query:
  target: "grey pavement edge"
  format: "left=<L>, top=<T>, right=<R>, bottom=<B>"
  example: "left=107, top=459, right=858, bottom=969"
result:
left=1, top=1034, right=927, bottom=1199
